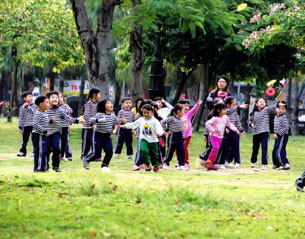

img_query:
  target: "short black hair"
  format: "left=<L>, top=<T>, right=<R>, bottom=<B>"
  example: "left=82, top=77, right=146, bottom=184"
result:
left=21, top=91, right=32, bottom=99
left=46, top=91, right=59, bottom=99
left=178, top=99, right=190, bottom=105
left=224, top=96, right=235, bottom=106
left=97, top=99, right=111, bottom=113
left=212, top=103, right=226, bottom=117
left=142, top=104, right=154, bottom=112
left=154, top=97, right=163, bottom=101
left=170, top=104, right=184, bottom=116
left=122, top=97, right=132, bottom=103
left=35, top=95, right=47, bottom=106
left=278, top=100, right=288, bottom=109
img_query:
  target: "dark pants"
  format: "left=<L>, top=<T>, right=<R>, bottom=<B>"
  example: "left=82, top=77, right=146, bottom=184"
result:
left=214, top=130, right=230, bottom=165
left=65, top=132, right=72, bottom=158
left=19, top=126, right=33, bottom=155
left=165, top=132, right=185, bottom=166
left=85, top=131, right=113, bottom=167
left=272, top=134, right=289, bottom=167
left=32, top=133, right=48, bottom=172
left=46, top=132, right=61, bottom=169
left=81, top=128, right=93, bottom=157
left=160, top=135, right=166, bottom=158
left=199, top=136, right=212, bottom=161
left=225, top=130, right=241, bottom=164
left=115, top=128, right=133, bottom=155
left=251, top=132, right=269, bottom=165
left=134, top=136, right=143, bottom=166
left=60, top=127, right=69, bottom=157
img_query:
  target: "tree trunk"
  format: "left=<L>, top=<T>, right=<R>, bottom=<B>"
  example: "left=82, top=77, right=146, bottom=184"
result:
left=171, top=66, right=191, bottom=105
left=8, top=47, right=18, bottom=123
left=291, top=78, right=299, bottom=136
left=70, top=0, right=122, bottom=99
left=113, top=79, right=122, bottom=113
left=78, top=76, right=85, bottom=117
left=130, top=0, right=144, bottom=103
left=193, top=64, right=210, bottom=132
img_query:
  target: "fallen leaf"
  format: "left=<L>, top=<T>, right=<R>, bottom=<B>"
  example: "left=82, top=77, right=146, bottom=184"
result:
left=91, top=184, right=95, bottom=189
left=112, top=185, right=118, bottom=191
left=89, top=231, right=97, bottom=238
left=108, top=181, right=112, bottom=185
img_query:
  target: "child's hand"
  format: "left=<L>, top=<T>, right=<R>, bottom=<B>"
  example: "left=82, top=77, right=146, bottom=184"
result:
left=120, top=118, right=127, bottom=124
left=204, top=136, right=207, bottom=142
left=99, top=117, right=106, bottom=123
left=112, top=129, right=117, bottom=135
left=168, top=130, right=173, bottom=135
left=197, top=100, right=203, bottom=105
left=45, top=132, right=51, bottom=137
left=18, top=128, right=22, bottom=133
left=163, top=132, right=168, bottom=137
left=225, top=128, right=230, bottom=134
left=240, top=102, right=248, bottom=109
left=91, top=125, right=96, bottom=129
left=51, top=117, right=55, bottom=123
left=236, top=130, right=241, bottom=135
left=23, top=103, right=28, bottom=108
left=79, top=119, right=85, bottom=124
left=241, top=132, right=246, bottom=137
left=251, top=124, right=256, bottom=128
left=273, top=134, right=278, bottom=139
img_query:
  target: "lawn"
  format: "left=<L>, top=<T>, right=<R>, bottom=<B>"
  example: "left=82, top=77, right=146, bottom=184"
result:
left=0, top=118, right=304, bottom=239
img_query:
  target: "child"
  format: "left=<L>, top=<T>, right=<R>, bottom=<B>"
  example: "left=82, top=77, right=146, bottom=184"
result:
left=58, top=92, right=73, bottom=161
left=295, top=171, right=305, bottom=192
left=82, top=99, right=120, bottom=173
left=248, top=97, right=277, bottom=170
left=178, top=99, right=202, bottom=169
left=81, top=88, right=101, bottom=159
left=161, top=104, right=187, bottom=170
left=224, top=97, right=247, bottom=168
left=121, top=104, right=164, bottom=172
left=32, top=96, right=51, bottom=172
left=206, top=76, right=231, bottom=110
left=45, top=91, right=81, bottom=172
left=17, top=91, right=36, bottom=157
left=203, top=103, right=240, bottom=170
left=114, top=97, right=135, bottom=159
left=272, top=100, right=290, bottom=170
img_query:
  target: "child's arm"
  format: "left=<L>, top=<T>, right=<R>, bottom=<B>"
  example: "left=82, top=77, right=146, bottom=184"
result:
left=266, top=103, right=278, bottom=114
left=61, top=104, right=73, bottom=115
left=186, top=100, right=202, bottom=118
left=248, top=115, right=255, bottom=128
left=276, top=116, right=290, bottom=137
left=121, top=118, right=141, bottom=130
left=84, top=102, right=96, bottom=124
left=162, top=99, right=173, bottom=110
left=154, top=120, right=165, bottom=136
left=60, top=109, right=81, bottom=124
left=225, top=116, right=239, bottom=133
left=33, top=113, right=50, bottom=136
left=160, top=117, right=171, bottom=132
left=205, top=117, right=216, bottom=134
left=18, top=106, right=25, bottom=131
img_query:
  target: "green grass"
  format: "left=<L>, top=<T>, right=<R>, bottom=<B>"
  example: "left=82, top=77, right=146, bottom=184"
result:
left=0, top=117, right=305, bottom=239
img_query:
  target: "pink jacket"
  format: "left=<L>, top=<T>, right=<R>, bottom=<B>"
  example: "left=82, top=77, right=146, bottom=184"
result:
left=182, top=103, right=200, bottom=138
left=205, top=115, right=238, bottom=138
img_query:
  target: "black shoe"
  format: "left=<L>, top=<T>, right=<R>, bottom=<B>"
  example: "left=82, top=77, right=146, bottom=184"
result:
left=34, top=169, right=38, bottom=173
left=295, top=178, right=304, bottom=192
left=52, top=167, right=62, bottom=172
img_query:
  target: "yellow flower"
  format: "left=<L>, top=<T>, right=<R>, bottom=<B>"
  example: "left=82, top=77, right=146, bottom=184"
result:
left=237, top=3, right=248, bottom=11
left=266, top=80, right=277, bottom=86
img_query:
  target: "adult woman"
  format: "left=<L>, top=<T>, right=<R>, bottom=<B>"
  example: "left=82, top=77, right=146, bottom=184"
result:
left=206, top=76, right=230, bottom=110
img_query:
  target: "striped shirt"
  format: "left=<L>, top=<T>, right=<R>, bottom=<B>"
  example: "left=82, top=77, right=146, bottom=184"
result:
left=59, top=104, right=73, bottom=127
left=46, top=107, right=78, bottom=134
left=32, top=110, right=50, bottom=135
left=90, top=112, right=120, bottom=134
left=227, top=106, right=243, bottom=132
left=18, top=104, right=36, bottom=128
left=161, top=115, right=184, bottom=133
left=118, top=108, right=135, bottom=124
left=83, top=100, right=97, bottom=128
left=248, top=104, right=277, bottom=135
left=274, top=114, right=289, bottom=136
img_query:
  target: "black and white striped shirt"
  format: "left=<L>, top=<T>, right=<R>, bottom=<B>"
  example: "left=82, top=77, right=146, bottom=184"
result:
left=90, top=112, right=120, bottom=134
left=83, top=100, right=97, bottom=128
left=118, top=108, right=135, bottom=124
left=18, top=104, right=36, bottom=129
left=32, top=110, right=50, bottom=135
left=227, top=106, right=243, bottom=132
left=274, top=114, right=289, bottom=136
left=46, top=107, right=78, bottom=134
left=248, top=104, right=277, bottom=135
left=161, top=115, right=184, bottom=133
left=59, top=104, right=73, bottom=128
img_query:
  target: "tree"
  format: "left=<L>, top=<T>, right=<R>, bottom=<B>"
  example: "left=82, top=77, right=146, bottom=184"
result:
left=70, top=0, right=123, bottom=98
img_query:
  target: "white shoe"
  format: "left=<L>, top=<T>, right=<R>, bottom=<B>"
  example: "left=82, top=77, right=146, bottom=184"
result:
left=82, top=159, right=90, bottom=170
left=218, top=164, right=226, bottom=169
left=176, top=166, right=188, bottom=171
left=250, top=163, right=257, bottom=168
left=101, top=167, right=111, bottom=173
left=261, top=165, right=267, bottom=170
left=235, top=163, right=241, bottom=168
left=61, top=157, right=68, bottom=162
left=224, top=161, right=234, bottom=168
left=127, top=155, right=133, bottom=160
left=162, top=164, right=169, bottom=170
left=114, top=154, right=120, bottom=158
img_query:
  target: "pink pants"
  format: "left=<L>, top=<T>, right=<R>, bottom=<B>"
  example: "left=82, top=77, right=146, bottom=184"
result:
left=184, top=136, right=191, bottom=164
left=208, top=135, right=223, bottom=164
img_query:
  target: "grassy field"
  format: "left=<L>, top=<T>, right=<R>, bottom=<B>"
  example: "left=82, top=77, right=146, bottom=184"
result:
left=0, top=117, right=305, bottom=239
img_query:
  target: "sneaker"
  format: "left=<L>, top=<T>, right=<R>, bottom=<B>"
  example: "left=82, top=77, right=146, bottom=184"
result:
left=272, top=164, right=280, bottom=169
left=218, top=164, right=226, bottom=169
left=67, top=157, right=73, bottom=161
left=184, top=163, right=190, bottom=170
left=153, top=166, right=160, bottom=173
left=200, top=159, right=206, bottom=167
left=175, top=161, right=179, bottom=168
left=61, top=157, right=68, bottom=162
left=295, top=178, right=304, bottom=192
left=176, top=165, right=188, bottom=171
left=82, top=159, right=90, bottom=170
left=224, top=161, right=234, bottom=168
left=235, top=163, right=241, bottom=168
left=139, top=164, right=145, bottom=169
left=158, top=164, right=163, bottom=169
left=17, top=152, right=26, bottom=157
left=280, top=164, right=290, bottom=170
left=114, top=154, right=120, bottom=158
left=145, top=165, right=152, bottom=171
left=261, top=165, right=267, bottom=170
left=101, top=167, right=111, bottom=173
left=53, top=167, right=62, bottom=172
left=250, top=163, right=257, bottom=168
left=127, top=155, right=133, bottom=160
left=162, top=164, right=169, bottom=170
left=205, top=163, right=218, bottom=170
left=133, top=165, right=141, bottom=171
left=34, top=169, right=38, bottom=173
left=95, top=158, right=102, bottom=162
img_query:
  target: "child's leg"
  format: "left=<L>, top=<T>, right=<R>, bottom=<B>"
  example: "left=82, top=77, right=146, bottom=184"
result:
left=280, top=134, right=289, bottom=165
left=41, top=135, right=48, bottom=171
left=19, top=126, right=33, bottom=155
left=125, top=129, right=133, bottom=156
left=32, top=133, right=39, bottom=171
left=164, top=134, right=175, bottom=166
left=175, top=134, right=185, bottom=166
left=65, top=131, right=72, bottom=158
left=160, top=135, right=166, bottom=159
left=114, top=128, right=125, bottom=155
left=260, top=132, right=269, bottom=165
left=85, top=131, right=102, bottom=162
left=81, top=128, right=93, bottom=157
left=272, top=137, right=282, bottom=167
left=60, top=127, right=69, bottom=158
left=51, top=132, right=61, bottom=169
left=199, top=136, right=212, bottom=160
left=101, top=134, right=113, bottom=168
left=232, top=134, right=241, bottom=164
left=140, top=139, right=151, bottom=166
left=148, top=142, right=160, bottom=168
left=208, top=136, right=222, bottom=164
left=251, top=134, right=260, bottom=164
left=134, top=136, right=143, bottom=166
left=184, top=136, right=191, bottom=165
left=217, top=133, right=229, bottom=165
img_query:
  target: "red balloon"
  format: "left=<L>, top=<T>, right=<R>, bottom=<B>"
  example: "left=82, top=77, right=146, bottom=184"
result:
left=265, top=87, right=276, bottom=97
